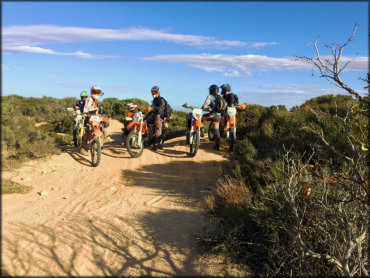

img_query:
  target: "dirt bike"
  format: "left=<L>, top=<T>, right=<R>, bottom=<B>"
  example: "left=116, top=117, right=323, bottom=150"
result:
left=83, top=113, right=105, bottom=167
left=125, top=108, right=166, bottom=158
left=125, top=108, right=150, bottom=158
left=183, top=103, right=205, bottom=157
left=208, top=103, right=246, bottom=151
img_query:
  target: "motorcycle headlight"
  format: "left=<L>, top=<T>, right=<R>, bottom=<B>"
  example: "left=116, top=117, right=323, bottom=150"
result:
left=90, top=115, right=101, bottom=126
left=192, top=108, right=203, bottom=120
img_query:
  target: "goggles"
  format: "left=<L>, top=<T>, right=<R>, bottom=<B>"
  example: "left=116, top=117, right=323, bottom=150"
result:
left=152, top=90, right=159, bottom=95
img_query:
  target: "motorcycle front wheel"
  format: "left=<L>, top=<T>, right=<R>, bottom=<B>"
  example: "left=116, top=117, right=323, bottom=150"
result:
left=91, top=139, right=101, bottom=167
left=189, top=129, right=200, bottom=157
left=126, top=131, right=144, bottom=158
left=208, top=123, right=215, bottom=141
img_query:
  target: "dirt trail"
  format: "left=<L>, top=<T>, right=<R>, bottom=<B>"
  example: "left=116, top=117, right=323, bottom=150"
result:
left=2, top=119, right=249, bottom=276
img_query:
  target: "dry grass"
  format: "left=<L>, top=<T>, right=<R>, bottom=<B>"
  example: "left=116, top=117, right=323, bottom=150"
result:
left=207, top=176, right=252, bottom=214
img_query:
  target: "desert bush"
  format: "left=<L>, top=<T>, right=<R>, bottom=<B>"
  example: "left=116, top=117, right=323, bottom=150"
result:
left=204, top=26, right=369, bottom=276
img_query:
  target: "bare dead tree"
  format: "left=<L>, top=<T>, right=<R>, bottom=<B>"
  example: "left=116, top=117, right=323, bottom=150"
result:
left=271, top=148, right=370, bottom=277
left=294, top=24, right=369, bottom=109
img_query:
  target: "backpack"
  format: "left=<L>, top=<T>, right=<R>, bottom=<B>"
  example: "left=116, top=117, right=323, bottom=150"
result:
left=214, top=94, right=228, bottom=113
left=229, top=93, right=239, bottom=106
left=160, top=97, right=172, bottom=118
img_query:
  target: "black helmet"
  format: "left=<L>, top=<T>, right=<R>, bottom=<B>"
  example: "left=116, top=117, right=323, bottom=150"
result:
left=220, top=84, right=231, bottom=96
left=209, top=84, right=219, bottom=95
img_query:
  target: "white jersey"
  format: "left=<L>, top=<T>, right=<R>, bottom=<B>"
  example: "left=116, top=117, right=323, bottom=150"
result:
left=83, top=96, right=99, bottom=114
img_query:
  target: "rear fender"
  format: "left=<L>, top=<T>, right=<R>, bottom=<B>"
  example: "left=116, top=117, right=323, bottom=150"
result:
left=228, top=117, right=235, bottom=127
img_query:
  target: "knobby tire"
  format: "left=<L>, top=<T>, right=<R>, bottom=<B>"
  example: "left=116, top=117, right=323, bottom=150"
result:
left=126, top=131, right=144, bottom=158
left=91, top=139, right=101, bottom=167
left=190, top=129, right=200, bottom=157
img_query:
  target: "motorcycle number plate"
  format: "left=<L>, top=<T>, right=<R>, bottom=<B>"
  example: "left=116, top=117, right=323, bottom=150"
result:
left=90, top=115, right=101, bottom=122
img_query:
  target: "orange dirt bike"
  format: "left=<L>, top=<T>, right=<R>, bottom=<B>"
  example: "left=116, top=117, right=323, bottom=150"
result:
left=208, top=103, right=246, bottom=151
left=83, top=112, right=106, bottom=167
left=125, top=107, right=154, bottom=158
left=183, top=103, right=208, bottom=157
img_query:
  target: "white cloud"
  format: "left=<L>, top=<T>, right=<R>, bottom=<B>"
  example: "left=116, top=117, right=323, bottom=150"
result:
left=144, top=53, right=368, bottom=77
left=2, top=24, right=278, bottom=58
left=261, top=84, right=320, bottom=90
left=250, top=42, right=279, bottom=48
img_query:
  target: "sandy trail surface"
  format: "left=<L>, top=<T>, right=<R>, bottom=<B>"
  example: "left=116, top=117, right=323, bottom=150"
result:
left=2, top=119, right=248, bottom=276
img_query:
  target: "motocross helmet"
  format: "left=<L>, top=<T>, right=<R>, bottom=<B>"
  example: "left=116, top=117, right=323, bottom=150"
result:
left=151, top=86, right=160, bottom=98
left=220, top=84, right=231, bottom=96
left=209, top=84, right=219, bottom=96
left=129, top=103, right=138, bottom=111
left=80, top=91, right=88, bottom=100
left=91, top=85, right=103, bottom=100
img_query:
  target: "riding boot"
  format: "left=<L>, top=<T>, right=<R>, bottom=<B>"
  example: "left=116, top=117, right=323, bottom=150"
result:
left=186, top=130, right=190, bottom=144
left=158, top=136, right=164, bottom=150
left=213, top=128, right=220, bottom=150
left=152, top=137, right=159, bottom=150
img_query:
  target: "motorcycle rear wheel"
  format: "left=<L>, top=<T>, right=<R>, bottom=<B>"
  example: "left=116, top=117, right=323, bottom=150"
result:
left=91, top=139, right=101, bottom=167
left=189, top=129, right=200, bottom=157
left=126, top=131, right=144, bottom=158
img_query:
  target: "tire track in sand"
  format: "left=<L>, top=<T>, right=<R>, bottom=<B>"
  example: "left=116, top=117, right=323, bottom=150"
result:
left=2, top=119, right=249, bottom=277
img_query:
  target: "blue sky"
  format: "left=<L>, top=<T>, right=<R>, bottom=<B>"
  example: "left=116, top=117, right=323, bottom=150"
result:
left=2, top=1, right=368, bottom=110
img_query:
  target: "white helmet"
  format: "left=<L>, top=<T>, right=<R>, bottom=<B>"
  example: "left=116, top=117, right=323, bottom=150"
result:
left=91, top=85, right=103, bottom=100
left=129, top=103, right=138, bottom=111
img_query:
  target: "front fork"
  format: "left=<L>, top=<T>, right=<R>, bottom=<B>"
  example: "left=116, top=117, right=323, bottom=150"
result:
left=138, top=120, right=143, bottom=144
left=189, top=123, right=195, bottom=145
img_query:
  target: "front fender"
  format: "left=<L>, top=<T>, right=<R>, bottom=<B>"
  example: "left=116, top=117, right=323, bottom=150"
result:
left=193, top=119, right=204, bottom=129
left=126, top=121, right=140, bottom=130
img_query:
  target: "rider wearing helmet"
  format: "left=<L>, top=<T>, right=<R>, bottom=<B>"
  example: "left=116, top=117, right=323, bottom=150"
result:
left=74, top=91, right=88, bottom=115
left=220, top=84, right=238, bottom=107
left=201, top=84, right=222, bottom=150
left=145, top=86, right=166, bottom=150
left=80, top=85, right=111, bottom=154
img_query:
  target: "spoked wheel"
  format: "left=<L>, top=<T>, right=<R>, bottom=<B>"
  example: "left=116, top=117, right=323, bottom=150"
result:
left=126, top=131, right=144, bottom=158
left=91, top=139, right=101, bottom=167
left=208, top=123, right=215, bottom=141
left=189, top=129, right=200, bottom=157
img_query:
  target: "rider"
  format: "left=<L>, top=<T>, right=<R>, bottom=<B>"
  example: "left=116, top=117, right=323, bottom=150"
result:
left=145, top=86, right=166, bottom=150
left=220, top=84, right=239, bottom=107
left=122, top=103, right=140, bottom=145
left=75, top=91, right=88, bottom=115
left=220, top=83, right=239, bottom=127
left=201, top=84, right=222, bottom=150
left=80, top=85, right=111, bottom=154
